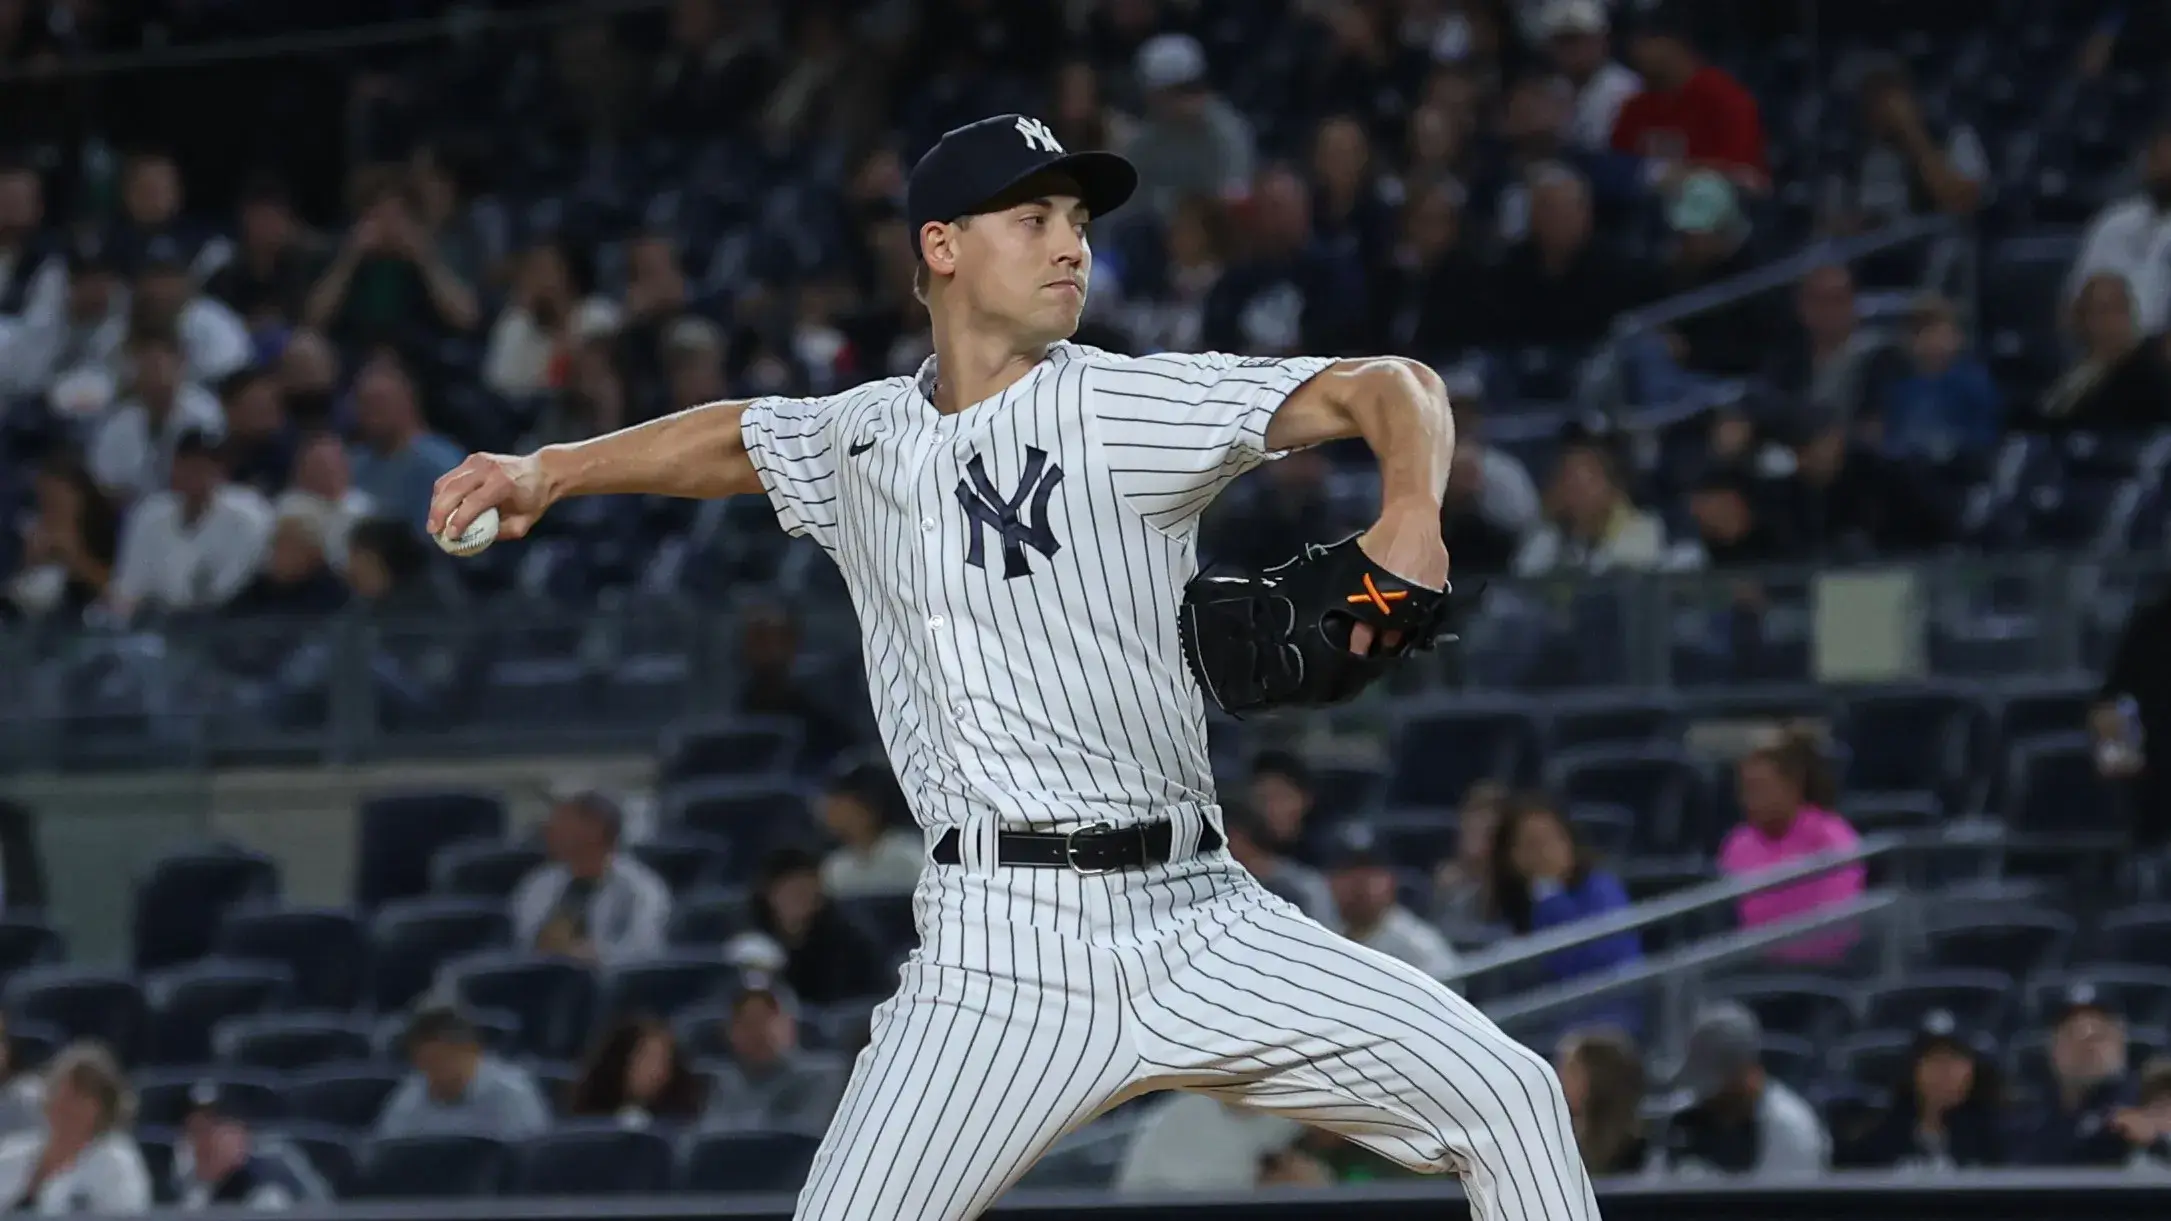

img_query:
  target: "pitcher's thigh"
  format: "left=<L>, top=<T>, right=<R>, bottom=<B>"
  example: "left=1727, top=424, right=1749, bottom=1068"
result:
left=796, top=957, right=1138, bottom=1221
left=1156, top=903, right=1599, bottom=1221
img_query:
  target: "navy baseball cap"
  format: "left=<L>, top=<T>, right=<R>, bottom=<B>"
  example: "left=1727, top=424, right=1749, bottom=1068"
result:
left=905, top=114, right=1138, bottom=259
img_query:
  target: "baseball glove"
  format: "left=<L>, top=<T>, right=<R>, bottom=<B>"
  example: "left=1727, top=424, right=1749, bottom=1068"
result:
left=1178, top=533, right=1463, bottom=715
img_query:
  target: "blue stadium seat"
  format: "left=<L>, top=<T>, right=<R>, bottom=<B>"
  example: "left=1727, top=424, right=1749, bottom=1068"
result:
left=665, top=780, right=813, bottom=871
left=1386, top=704, right=1541, bottom=807
left=2027, top=967, right=2171, bottom=1028
left=671, top=1002, right=733, bottom=1060
left=1838, top=685, right=1985, bottom=806
left=4, top=1019, right=64, bottom=1073
left=143, top=959, right=294, bottom=1066
left=356, top=1135, right=511, bottom=1198
left=668, top=887, right=749, bottom=947
left=1547, top=697, right=1683, bottom=752
left=1308, top=762, right=1391, bottom=821
left=215, top=1013, right=376, bottom=1072
left=1993, top=683, right=2093, bottom=754
left=2005, top=732, right=2117, bottom=833
left=678, top=1130, right=821, bottom=1193
left=1760, top=1032, right=1822, bottom=1091
left=599, top=957, right=736, bottom=1023
left=1831, top=1029, right=1923, bottom=1092
left=137, top=1129, right=176, bottom=1204
left=5, top=967, right=150, bottom=1065
left=367, top=898, right=513, bottom=1012
left=526, top=1058, right=577, bottom=1107
left=1857, top=971, right=2016, bottom=1035
left=514, top=1125, right=675, bottom=1195
left=355, top=791, right=508, bottom=908
left=629, top=832, right=735, bottom=895
left=288, top=1067, right=405, bottom=1131
left=444, top=954, right=599, bottom=1061
left=1919, top=911, right=2077, bottom=975
left=214, top=907, right=369, bottom=1012
left=430, top=840, right=546, bottom=901
left=132, top=845, right=281, bottom=972
left=2098, top=905, right=2171, bottom=971
left=660, top=716, right=804, bottom=783
left=1840, top=793, right=1943, bottom=836
left=276, top=1124, right=361, bottom=1197
left=1547, top=746, right=1712, bottom=856
left=1712, top=976, right=1858, bottom=1043
left=1566, top=804, right=1637, bottom=855
left=135, top=1069, right=286, bottom=1127
left=1365, top=810, right=1461, bottom=874
left=0, top=919, right=65, bottom=983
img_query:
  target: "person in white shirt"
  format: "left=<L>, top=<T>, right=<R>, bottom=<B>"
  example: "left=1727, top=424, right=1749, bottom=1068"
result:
left=1114, top=1092, right=1305, bottom=1194
left=1540, top=1, right=1641, bottom=153
left=0, top=238, right=127, bottom=403
left=508, top=788, right=672, bottom=967
left=1326, top=825, right=1462, bottom=982
left=2066, top=122, right=2171, bottom=334
left=105, top=428, right=274, bottom=619
left=0, top=1041, right=151, bottom=1215
left=1512, top=435, right=1667, bottom=576
left=273, top=432, right=373, bottom=571
left=87, top=326, right=227, bottom=502
left=130, top=247, right=252, bottom=386
left=815, top=759, right=924, bottom=899
left=483, top=241, right=624, bottom=398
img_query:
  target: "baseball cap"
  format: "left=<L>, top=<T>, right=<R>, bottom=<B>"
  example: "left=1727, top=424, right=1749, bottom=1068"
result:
left=1135, top=33, right=1208, bottom=92
left=1667, top=170, right=1740, bottom=235
left=2054, top=983, right=2119, bottom=1026
left=1670, top=1001, right=1762, bottom=1101
left=905, top=114, right=1138, bottom=258
left=731, top=971, right=801, bottom=1020
left=1325, top=823, right=1390, bottom=871
left=1911, top=1008, right=1975, bottom=1058
left=1539, top=0, right=1610, bottom=37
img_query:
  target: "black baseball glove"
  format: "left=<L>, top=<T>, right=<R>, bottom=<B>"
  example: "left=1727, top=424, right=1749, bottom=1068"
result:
left=1177, top=533, right=1464, bottom=715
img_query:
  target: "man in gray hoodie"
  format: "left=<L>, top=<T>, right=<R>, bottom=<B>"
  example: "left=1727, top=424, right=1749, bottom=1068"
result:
left=373, top=1006, right=550, bottom=1142
left=1660, top=1002, right=1830, bottom=1178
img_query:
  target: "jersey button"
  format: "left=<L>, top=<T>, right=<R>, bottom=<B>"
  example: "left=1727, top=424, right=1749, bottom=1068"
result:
left=921, top=518, right=935, bottom=533
left=951, top=701, right=969, bottom=720
left=927, top=615, right=945, bottom=630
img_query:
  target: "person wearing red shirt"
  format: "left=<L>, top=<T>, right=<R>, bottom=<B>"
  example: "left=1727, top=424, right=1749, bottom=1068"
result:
left=1610, top=13, right=1767, bottom=192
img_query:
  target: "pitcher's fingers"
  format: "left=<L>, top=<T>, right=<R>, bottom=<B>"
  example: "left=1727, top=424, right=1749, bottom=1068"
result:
left=428, top=463, right=487, bottom=534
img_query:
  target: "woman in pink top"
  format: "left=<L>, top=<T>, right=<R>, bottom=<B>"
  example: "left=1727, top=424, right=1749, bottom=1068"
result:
left=1717, top=725, right=1866, bottom=964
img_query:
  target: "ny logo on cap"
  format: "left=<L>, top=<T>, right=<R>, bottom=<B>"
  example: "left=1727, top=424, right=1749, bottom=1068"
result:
left=1015, top=116, right=1064, bottom=154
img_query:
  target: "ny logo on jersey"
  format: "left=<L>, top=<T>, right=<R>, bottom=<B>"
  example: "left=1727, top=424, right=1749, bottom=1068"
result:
left=957, top=447, right=1064, bottom=579
left=1015, top=116, right=1064, bottom=154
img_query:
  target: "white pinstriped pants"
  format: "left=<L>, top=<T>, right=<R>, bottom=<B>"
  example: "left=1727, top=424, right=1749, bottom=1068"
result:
left=794, top=824, right=1601, bottom=1221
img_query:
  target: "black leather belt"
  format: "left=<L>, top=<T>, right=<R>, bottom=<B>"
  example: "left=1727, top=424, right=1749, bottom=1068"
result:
left=930, top=820, right=1224, bottom=873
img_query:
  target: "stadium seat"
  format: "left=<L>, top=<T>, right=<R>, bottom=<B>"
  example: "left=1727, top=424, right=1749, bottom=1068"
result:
left=4, top=1019, right=63, bottom=1073
left=214, top=907, right=369, bottom=1012
left=287, top=1067, right=405, bottom=1131
left=131, top=845, right=281, bottom=972
left=4, top=967, right=150, bottom=1065
left=513, top=1125, right=675, bottom=1195
left=367, top=898, right=513, bottom=1012
left=1760, top=1032, right=1822, bottom=1091
left=355, top=791, right=508, bottom=908
left=1831, top=1029, right=1922, bottom=1092
left=214, top=1013, right=376, bottom=1072
left=1547, top=746, right=1712, bottom=856
left=664, top=780, right=813, bottom=871
left=0, top=918, right=64, bottom=982
left=137, top=1129, right=177, bottom=1204
left=356, top=1135, right=512, bottom=1198
left=1386, top=704, right=1542, bottom=807
left=2098, top=905, right=2171, bottom=970
left=1547, top=697, right=1683, bottom=752
left=679, top=1129, right=822, bottom=1193
left=1711, top=976, right=1858, bottom=1043
left=2026, top=967, right=2171, bottom=1028
left=142, top=959, right=294, bottom=1066
left=135, top=1069, right=286, bottom=1126
left=1308, top=762, right=1391, bottom=821
left=1838, top=685, right=1984, bottom=805
left=1566, top=804, right=1637, bottom=855
left=1993, top=683, right=2093, bottom=756
left=629, top=831, right=735, bottom=895
left=276, top=1124, right=361, bottom=1197
left=444, top=954, right=599, bottom=1061
left=1918, top=911, right=2077, bottom=975
left=1366, top=810, right=1461, bottom=874
left=1857, top=971, right=2017, bottom=1035
left=668, top=888, right=749, bottom=947
left=2004, top=733, right=2117, bottom=833
left=1841, top=793, right=1943, bottom=836
left=599, top=957, right=736, bottom=1023
left=430, top=840, right=546, bottom=901
left=671, top=1002, right=733, bottom=1060
left=659, top=716, right=804, bottom=783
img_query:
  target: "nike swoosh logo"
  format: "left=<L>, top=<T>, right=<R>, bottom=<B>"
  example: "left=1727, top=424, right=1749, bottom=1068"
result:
left=848, top=439, right=876, bottom=456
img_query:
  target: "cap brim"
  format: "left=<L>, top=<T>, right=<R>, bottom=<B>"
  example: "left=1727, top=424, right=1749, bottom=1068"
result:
left=983, top=151, right=1139, bottom=222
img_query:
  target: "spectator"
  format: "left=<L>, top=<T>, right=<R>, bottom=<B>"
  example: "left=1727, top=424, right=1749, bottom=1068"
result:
left=1201, top=165, right=1366, bottom=356
left=1489, top=794, right=1642, bottom=1002
left=1661, top=1002, right=1828, bottom=1176
left=0, top=1041, right=151, bottom=1213
left=204, top=176, right=324, bottom=331
left=5, top=453, right=118, bottom=622
left=275, top=433, right=370, bottom=571
left=1758, top=264, right=1907, bottom=442
left=1123, top=194, right=1230, bottom=354
left=1245, top=751, right=1326, bottom=867
left=1223, top=801, right=1334, bottom=923
left=2034, top=272, right=2171, bottom=434
left=275, top=328, right=341, bottom=430
left=744, top=847, right=891, bottom=1006
left=1479, top=75, right=1594, bottom=247
left=701, top=977, right=846, bottom=1134
left=225, top=502, right=349, bottom=620
left=86, top=325, right=225, bottom=502
left=643, top=0, right=778, bottom=143
left=1611, top=9, right=1766, bottom=191
left=1880, top=294, right=2001, bottom=462
left=1556, top=1028, right=1651, bottom=1177
left=614, top=231, right=691, bottom=406
left=662, top=316, right=727, bottom=416
left=1717, top=724, right=1865, bottom=965
left=1835, top=1010, right=2006, bottom=1170
left=1679, top=465, right=1793, bottom=569
left=1123, top=33, right=1256, bottom=221
left=1768, top=419, right=1954, bottom=559
left=1203, top=448, right=1355, bottom=572
left=374, top=1006, right=549, bottom=1142
left=346, top=354, right=463, bottom=530
left=1374, top=180, right=1486, bottom=364
left=1310, top=115, right=1397, bottom=275
left=1655, top=172, right=1769, bottom=379
left=105, top=429, right=274, bottom=620
left=2117, top=1057, right=2171, bottom=1169
left=344, top=518, right=442, bottom=617
left=566, top=1016, right=707, bottom=1128
left=816, top=759, right=923, bottom=899
left=219, top=368, right=296, bottom=497
left=1488, top=163, right=1646, bottom=349
left=107, top=152, right=199, bottom=276
left=1113, top=1093, right=1303, bottom=1194
left=1439, top=393, right=1545, bottom=576
left=1513, top=437, right=1667, bottom=577
left=0, top=159, right=63, bottom=328
left=405, top=145, right=497, bottom=293
left=130, top=246, right=253, bottom=387
left=175, top=1081, right=320, bottom=1209
left=1540, top=1, right=1642, bottom=154
left=301, top=175, right=479, bottom=351
left=1048, top=58, right=1137, bottom=170
left=1435, top=781, right=1507, bottom=928
left=0, top=236, right=126, bottom=400
left=510, top=788, right=671, bottom=968
left=0, top=1014, right=42, bottom=1140
left=1833, top=56, right=1987, bottom=230
left=484, top=241, right=620, bottom=399
left=736, top=607, right=856, bottom=764
left=2094, top=580, right=2171, bottom=851
left=1325, top=824, right=1461, bottom=982
left=2065, top=121, right=2171, bottom=334
left=2016, top=985, right=2138, bottom=1166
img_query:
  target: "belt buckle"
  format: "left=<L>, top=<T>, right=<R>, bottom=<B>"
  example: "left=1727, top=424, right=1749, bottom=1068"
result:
left=1064, top=822, right=1118, bottom=875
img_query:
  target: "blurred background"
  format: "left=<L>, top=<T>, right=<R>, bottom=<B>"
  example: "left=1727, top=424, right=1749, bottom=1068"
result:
left=1, top=0, right=2171, bottom=1215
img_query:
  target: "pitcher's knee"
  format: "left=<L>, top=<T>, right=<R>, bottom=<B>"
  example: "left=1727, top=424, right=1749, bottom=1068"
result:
left=1401, top=1035, right=1575, bottom=1159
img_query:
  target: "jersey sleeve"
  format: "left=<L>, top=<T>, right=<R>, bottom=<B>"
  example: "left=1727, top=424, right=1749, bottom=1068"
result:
left=1089, top=352, right=1336, bottom=532
left=736, top=394, right=842, bottom=550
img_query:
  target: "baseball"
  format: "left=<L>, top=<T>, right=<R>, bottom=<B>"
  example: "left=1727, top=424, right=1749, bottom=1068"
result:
left=437, top=506, right=500, bottom=557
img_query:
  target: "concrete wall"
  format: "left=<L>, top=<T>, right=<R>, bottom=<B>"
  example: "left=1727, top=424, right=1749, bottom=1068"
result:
left=2, top=753, right=655, bottom=965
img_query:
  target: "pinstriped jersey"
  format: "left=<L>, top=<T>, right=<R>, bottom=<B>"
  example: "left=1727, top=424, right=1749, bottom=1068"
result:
left=736, top=343, right=1335, bottom=832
